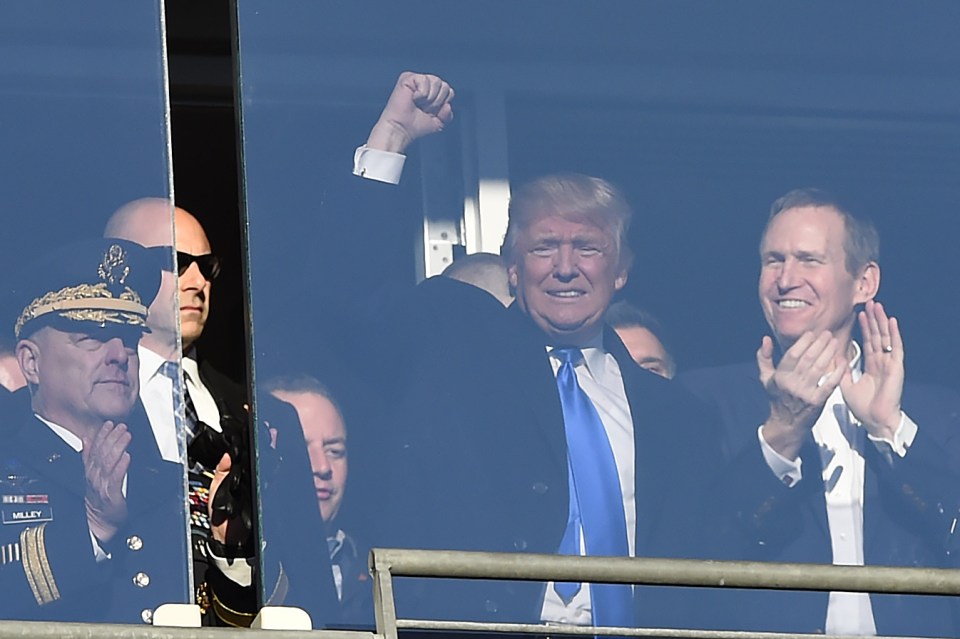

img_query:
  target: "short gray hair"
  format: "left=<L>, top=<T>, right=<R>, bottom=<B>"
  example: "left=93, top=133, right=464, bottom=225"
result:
left=501, top=173, right=633, bottom=269
left=765, top=187, right=879, bottom=275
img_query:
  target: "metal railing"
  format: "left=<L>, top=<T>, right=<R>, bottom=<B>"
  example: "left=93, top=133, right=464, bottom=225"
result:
left=2, top=549, right=959, bottom=639
left=368, top=548, right=960, bottom=639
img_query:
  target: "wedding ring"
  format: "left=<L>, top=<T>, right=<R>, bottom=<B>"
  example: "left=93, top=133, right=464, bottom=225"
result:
left=816, top=374, right=828, bottom=388
left=883, top=345, right=893, bottom=353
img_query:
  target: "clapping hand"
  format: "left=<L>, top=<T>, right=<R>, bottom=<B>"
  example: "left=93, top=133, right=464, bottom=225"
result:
left=83, top=420, right=131, bottom=544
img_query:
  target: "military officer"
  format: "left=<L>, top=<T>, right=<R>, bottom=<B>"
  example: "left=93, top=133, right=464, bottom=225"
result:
left=0, top=238, right=189, bottom=623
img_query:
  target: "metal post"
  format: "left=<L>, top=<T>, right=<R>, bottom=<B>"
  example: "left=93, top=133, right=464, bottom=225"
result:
left=370, top=548, right=399, bottom=639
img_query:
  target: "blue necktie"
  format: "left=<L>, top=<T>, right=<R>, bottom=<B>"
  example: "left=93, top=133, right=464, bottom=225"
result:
left=553, top=348, right=632, bottom=628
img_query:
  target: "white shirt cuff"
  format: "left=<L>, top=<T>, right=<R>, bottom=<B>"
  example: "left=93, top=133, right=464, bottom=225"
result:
left=353, top=145, right=405, bottom=184
left=867, top=411, right=916, bottom=458
left=207, top=544, right=254, bottom=588
left=758, top=425, right=803, bottom=487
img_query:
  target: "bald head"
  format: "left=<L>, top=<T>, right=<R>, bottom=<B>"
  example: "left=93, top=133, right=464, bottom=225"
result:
left=441, top=252, right=513, bottom=307
left=105, top=197, right=177, bottom=248
left=105, top=199, right=214, bottom=355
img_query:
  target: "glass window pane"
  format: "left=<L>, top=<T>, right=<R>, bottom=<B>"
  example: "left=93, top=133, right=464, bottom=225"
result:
left=236, top=2, right=960, bottom=634
left=0, top=1, right=191, bottom=625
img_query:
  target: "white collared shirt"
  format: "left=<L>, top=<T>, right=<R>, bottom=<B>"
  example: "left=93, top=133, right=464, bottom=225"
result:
left=540, top=342, right=635, bottom=626
left=138, top=346, right=181, bottom=463
left=139, top=347, right=224, bottom=465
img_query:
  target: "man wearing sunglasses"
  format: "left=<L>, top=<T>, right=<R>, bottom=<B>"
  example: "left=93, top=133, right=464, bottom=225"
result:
left=105, top=200, right=256, bottom=626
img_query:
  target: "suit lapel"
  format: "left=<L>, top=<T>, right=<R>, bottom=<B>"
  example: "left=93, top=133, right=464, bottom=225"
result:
left=860, top=445, right=883, bottom=563
left=504, top=304, right=568, bottom=469
left=604, top=328, right=666, bottom=550
left=798, top=438, right=832, bottom=544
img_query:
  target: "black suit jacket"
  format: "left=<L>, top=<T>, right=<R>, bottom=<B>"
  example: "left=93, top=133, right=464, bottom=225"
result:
left=0, top=397, right=188, bottom=623
left=378, top=278, right=754, bottom=627
left=680, top=362, right=960, bottom=636
left=197, top=358, right=247, bottom=430
left=187, top=358, right=259, bottom=624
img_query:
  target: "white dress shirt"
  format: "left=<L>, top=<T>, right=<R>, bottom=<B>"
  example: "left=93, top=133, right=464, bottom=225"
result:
left=758, top=342, right=917, bottom=635
left=181, top=352, right=223, bottom=432
left=138, top=346, right=181, bottom=463
left=139, top=346, right=224, bottom=465
left=540, top=342, right=635, bottom=626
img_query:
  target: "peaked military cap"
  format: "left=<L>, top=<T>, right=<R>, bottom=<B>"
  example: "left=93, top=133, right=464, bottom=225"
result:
left=11, top=238, right=161, bottom=339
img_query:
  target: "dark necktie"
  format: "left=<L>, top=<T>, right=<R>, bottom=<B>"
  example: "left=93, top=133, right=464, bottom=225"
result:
left=160, top=360, right=199, bottom=448
left=552, top=348, right=632, bottom=628
left=160, top=361, right=212, bottom=536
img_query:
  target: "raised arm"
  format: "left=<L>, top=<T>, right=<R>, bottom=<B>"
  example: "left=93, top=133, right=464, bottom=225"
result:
left=365, top=71, right=455, bottom=154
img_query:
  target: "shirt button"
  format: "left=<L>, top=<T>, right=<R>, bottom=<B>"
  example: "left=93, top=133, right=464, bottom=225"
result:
left=133, top=572, right=151, bottom=588
left=532, top=482, right=549, bottom=494
left=141, top=608, right=154, bottom=624
left=127, top=535, right=144, bottom=551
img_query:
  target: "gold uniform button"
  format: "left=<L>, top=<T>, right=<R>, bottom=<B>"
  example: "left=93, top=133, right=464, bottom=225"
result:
left=133, top=572, right=151, bottom=588
left=141, top=608, right=153, bottom=624
left=127, top=535, right=143, bottom=551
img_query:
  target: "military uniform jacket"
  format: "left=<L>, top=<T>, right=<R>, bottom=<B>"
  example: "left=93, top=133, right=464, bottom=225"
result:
left=0, top=404, right=189, bottom=624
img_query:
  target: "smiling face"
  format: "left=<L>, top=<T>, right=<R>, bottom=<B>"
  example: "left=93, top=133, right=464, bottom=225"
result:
left=508, top=214, right=627, bottom=346
left=20, top=326, right=139, bottom=437
left=759, top=205, right=878, bottom=350
left=271, top=389, right=348, bottom=523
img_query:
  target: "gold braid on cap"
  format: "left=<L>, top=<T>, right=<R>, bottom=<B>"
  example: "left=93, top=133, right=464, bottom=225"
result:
left=14, top=243, right=148, bottom=339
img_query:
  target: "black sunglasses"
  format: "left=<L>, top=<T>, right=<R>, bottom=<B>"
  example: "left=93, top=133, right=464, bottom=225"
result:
left=176, top=251, right=221, bottom=281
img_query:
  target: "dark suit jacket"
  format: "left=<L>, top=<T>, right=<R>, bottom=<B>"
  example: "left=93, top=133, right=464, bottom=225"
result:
left=378, top=278, right=755, bottom=628
left=680, top=362, right=960, bottom=636
left=189, top=357, right=262, bottom=625
left=197, top=358, right=247, bottom=430
left=0, top=398, right=188, bottom=623
left=255, top=393, right=341, bottom=626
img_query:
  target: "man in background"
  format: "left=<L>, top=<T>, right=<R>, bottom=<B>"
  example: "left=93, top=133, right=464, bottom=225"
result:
left=441, top=252, right=513, bottom=307
left=105, top=201, right=255, bottom=625
left=604, top=301, right=675, bottom=378
left=267, top=375, right=371, bottom=625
